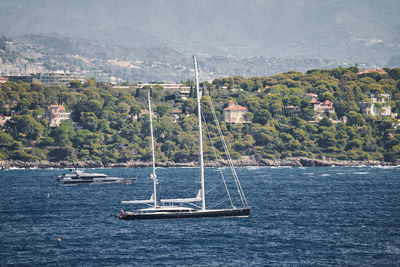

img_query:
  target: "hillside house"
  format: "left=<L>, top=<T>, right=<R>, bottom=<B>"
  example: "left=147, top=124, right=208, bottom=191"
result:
left=223, top=100, right=248, bottom=123
left=310, top=98, right=335, bottom=121
left=0, top=75, right=8, bottom=85
left=42, top=104, right=71, bottom=127
left=357, top=68, right=388, bottom=75
left=171, top=109, right=182, bottom=122
left=174, top=87, right=191, bottom=101
left=131, top=109, right=158, bottom=121
left=361, top=94, right=397, bottom=118
left=0, top=115, right=11, bottom=127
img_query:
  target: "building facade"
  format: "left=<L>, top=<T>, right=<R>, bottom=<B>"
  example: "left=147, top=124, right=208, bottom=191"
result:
left=4, top=75, right=41, bottom=84
left=42, top=105, right=71, bottom=127
left=310, top=98, right=335, bottom=121
left=0, top=75, right=8, bottom=84
left=5, top=72, right=83, bottom=86
left=361, top=94, right=397, bottom=118
left=223, top=100, right=248, bottom=123
left=174, top=88, right=191, bottom=101
left=35, top=72, right=83, bottom=86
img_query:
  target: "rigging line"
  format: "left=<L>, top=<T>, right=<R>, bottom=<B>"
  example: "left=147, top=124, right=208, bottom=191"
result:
left=185, top=202, right=201, bottom=209
left=202, top=89, right=246, bottom=207
left=207, top=196, right=231, bottom=209
left=205, top=182, right=227, bottom=196
left=204, top=89, right=248, bottom=206
left=210, top=106, right=248, bottom=206
left=205, top=181, right=227, bottom=192
left=201, top=106, right=234, bottom=208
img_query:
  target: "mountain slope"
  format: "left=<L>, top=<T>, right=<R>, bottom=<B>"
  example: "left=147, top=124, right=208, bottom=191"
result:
left=0, top=0, right=399, bottom=65
left=1, top=33, right=369, bottom=82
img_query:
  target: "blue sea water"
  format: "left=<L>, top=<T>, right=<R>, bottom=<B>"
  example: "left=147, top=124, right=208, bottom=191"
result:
left=0, top=166, right=399, bottom=266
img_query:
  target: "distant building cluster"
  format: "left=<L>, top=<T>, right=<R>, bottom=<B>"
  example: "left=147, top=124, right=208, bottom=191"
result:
left=3, top=72, right=83, bottom=86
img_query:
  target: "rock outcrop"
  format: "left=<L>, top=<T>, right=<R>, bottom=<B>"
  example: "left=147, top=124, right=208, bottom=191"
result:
left=0, top=157, right=397, bottom=170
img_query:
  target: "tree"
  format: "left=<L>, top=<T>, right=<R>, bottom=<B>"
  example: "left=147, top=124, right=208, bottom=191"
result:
left=4, top=115, right=44, bottom=141
left=69, top=80, right=83, bottom=88
left=346, top=139, right=363, bottom=150
left=50, top=120, right=75, bottom=146
left=253, top=109, right=271, bottom=125
left=30, top=83, right=44, bottom=92
left=156, top=104, right=172, bottom=118
left=388, top=68, right=400, bottom=80
left=15, top=98, right=31, bottom=114
left=347, top=111, right=365, bottom=126
left=321, top=91, right=334, bottom=102
left=317, top=129, right=336, bottom=148
left=47, top=146, right=74, bottom=161
left=84, top=78, right=96, bottom=88
left=0, top=131, right=14, bottom=147
left=244, top=112, right=254, bottom=123
left=135, top=85, right=151, bottom=99
left=72, top=99, right=102, bottom=122
left=11, top=150, right=40, bottom=161
left=80, top=112, right=98, bottom=131
left=182, top=98, right=197, bottom=114
left=334, top=100, right=359, bottom=118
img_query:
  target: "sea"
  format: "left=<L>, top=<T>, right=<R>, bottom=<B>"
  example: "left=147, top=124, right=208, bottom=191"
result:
left=0, top=166, right=399, bottom=266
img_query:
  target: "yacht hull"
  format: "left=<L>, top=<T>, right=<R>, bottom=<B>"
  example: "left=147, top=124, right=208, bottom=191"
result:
left=120, top=207, right=251, bottom=220
left=59, top=178, right=136, bottom=185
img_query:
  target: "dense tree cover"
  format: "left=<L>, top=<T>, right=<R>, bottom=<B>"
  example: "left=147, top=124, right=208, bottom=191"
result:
left=1, top=67, right=400, bottom=163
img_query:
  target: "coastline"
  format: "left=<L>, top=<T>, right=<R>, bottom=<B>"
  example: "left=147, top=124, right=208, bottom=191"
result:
left=0, top=157, right=398, bottom=169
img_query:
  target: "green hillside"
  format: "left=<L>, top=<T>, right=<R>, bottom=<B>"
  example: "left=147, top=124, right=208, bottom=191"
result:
left=1, top=66, right=400, bottom=164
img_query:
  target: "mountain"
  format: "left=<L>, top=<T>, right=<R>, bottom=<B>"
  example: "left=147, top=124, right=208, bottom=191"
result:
left=0, top=0, right=399, bottom=81
left=1, top=33, right=365, bottom=82
left=0, top=0, right=399, bottom=65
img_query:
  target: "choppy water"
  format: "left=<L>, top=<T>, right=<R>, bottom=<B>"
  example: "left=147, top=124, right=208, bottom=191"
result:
left=1, top=167, right=399, bottom=266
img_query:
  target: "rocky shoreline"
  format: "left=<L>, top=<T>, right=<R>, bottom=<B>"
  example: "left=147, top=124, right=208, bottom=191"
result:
left=0, top=157, right=398, bottom=169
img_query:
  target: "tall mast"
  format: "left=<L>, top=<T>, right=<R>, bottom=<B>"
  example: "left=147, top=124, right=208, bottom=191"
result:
left=193, top=55, right=206, bottom=211
left=147, top=92, right=158, bottom=208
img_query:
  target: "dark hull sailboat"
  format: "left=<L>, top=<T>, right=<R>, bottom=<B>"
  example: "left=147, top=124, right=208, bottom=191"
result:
left=118, top=55, right=251, bottom=220
left=120, top=207, right=251, bottom=220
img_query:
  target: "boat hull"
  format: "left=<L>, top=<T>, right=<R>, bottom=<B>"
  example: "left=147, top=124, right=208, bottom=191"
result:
left=120, top=207, right=251, bottom=220
left=58, top=178, right=136, bottom=185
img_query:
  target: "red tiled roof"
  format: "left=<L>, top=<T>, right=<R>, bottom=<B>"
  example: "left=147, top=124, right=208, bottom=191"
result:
left=223, top=105, right=247, bottom=111
left=321, top=100, right=333, bottom=106
left=140, top=110, right=157, bottom=116
left=49, top=104, right=66, bottom=111
left=310, top=98, right=320, bottom=104
left=357, top=68, right=387, bottom=75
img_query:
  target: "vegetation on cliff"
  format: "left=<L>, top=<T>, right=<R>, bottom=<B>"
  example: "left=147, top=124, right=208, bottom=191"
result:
left=1, top=66, right=400, bottom=164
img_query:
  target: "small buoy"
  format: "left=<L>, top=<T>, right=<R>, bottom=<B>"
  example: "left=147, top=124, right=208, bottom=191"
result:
left=57, top=237, right=62, bottom=242
left=48, top=193, right=50, bottom=198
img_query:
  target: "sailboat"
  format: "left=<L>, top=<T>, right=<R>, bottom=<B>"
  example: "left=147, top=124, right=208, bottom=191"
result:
left=118, top=55, right=251, bottom=220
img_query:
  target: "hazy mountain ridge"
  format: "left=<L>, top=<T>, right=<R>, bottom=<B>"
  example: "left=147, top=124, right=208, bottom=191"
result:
left=0, top=0, right=399, bottom=64
left=0, top=33, right=379, bottom=83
